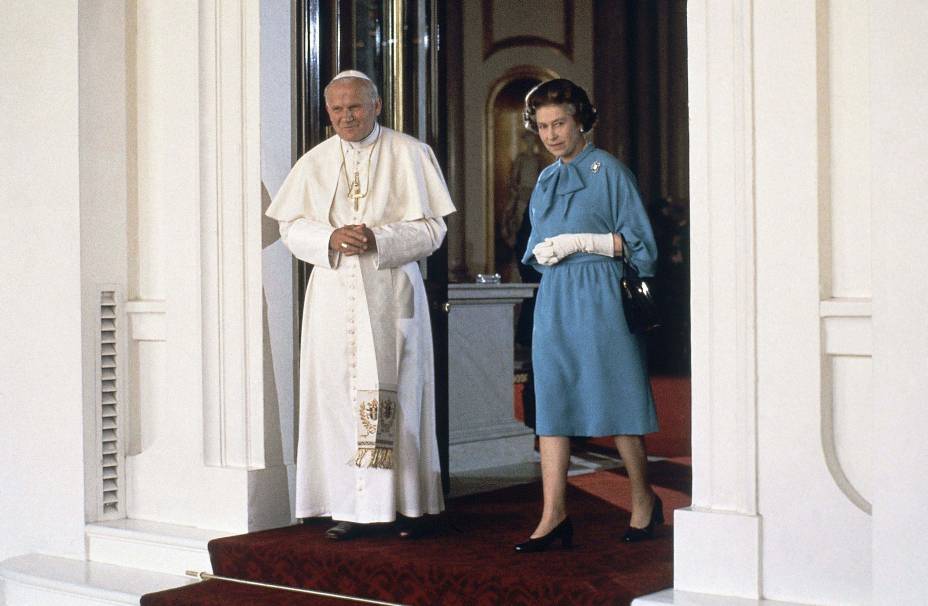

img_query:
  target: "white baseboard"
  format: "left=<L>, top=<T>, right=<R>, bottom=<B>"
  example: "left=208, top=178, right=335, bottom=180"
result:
left=673, top=508, right=762, bottom=598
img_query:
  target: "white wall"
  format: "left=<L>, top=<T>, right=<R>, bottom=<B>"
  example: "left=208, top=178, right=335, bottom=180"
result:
left=79, top=0, right=131, bottom=524
left=0, top=1, right=86, bottom=560
left=870, top=2, right=928, bottom=604
left=754, top=2, right=871, bottom=602
left=0, top=0, right=294, bottom=564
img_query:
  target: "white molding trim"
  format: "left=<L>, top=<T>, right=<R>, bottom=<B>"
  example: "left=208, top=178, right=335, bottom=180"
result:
left=126, top=299, right=166, bottom=342
left=819, top=297, right=871, bottom=318
left=819, top=348, right=872, bottom=515
left=199, top=0, right=265, bottom=470
left=819, top=297, right=872, bottom=513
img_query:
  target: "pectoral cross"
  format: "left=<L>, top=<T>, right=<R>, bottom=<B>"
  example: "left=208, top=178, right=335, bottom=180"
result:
left=348, top=170, right=363, bottom=210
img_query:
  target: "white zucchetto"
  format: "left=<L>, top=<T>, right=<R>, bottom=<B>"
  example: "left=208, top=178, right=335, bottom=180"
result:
left=330, top=69, right=372, bottom=83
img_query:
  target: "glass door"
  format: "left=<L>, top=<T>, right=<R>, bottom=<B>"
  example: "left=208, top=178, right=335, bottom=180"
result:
left=294, top=0, right=451, bottom=491
left=296, top=0, right=439, bottom=147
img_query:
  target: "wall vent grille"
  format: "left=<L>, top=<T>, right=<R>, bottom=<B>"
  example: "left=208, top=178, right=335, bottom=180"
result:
left=99, top=290, right=121, bottom=517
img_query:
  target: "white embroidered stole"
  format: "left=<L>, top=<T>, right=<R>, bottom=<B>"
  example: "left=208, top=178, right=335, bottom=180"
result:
left=353, top=254, right=399, bottom=469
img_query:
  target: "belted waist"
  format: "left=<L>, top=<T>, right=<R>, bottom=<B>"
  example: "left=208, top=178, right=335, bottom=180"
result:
left=553, top=253, right=621, bottom=266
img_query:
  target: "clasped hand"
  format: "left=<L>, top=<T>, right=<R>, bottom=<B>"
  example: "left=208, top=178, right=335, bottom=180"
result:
left=532, top=233, right=616, bottom=266
left=330, top=224, right=376, bottom=256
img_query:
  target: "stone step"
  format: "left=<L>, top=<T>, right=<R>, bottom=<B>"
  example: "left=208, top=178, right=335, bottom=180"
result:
left=0, top=553, right=194, bottom=606
left=633, top=588, right=811, bottom=606
left=85, top=519, right=230, bottom=577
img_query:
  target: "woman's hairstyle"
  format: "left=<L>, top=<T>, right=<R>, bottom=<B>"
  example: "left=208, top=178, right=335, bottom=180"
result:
left=523, top=78, right=598, bottom=133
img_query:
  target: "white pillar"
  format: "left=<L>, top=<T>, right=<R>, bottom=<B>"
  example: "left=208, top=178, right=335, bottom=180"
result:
left=673, top=0, right=761, bottom=598
left=127, top=0, right=286, bottom=532
left=199, top=0, right=265, bottom=471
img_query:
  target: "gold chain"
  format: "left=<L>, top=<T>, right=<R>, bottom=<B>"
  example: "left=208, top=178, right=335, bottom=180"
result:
left=338, top=127, right=382, bottom=209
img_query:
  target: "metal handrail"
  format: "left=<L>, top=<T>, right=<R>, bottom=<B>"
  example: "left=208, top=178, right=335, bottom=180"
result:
left=184, top=570, right=408, bottom=606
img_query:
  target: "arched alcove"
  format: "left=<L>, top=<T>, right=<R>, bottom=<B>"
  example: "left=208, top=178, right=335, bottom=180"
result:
left=484, top=66, right=557, bottom=280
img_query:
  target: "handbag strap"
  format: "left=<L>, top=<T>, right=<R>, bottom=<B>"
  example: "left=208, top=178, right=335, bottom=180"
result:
left=620, top=237, right=638, bottom=278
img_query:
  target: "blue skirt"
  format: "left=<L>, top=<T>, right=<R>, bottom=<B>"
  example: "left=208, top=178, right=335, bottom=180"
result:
left=532, top=254, right=658, bottom=436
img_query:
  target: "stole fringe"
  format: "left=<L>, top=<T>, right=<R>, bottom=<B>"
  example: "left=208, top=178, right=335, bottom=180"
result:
left=354, top=447, right=393, bottom=469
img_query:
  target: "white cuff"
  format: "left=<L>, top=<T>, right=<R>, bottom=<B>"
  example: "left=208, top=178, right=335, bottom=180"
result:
left=581, top=233, right=615, bottom=257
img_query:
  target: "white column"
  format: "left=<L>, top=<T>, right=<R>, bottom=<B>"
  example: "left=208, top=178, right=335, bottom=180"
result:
left=673, top=0, right=761, bottom=598
left=198, top=0, right=265, bottom=471
left=129, top=0, right=220, bottom=528
left=127, top=0, right=285, bottom=532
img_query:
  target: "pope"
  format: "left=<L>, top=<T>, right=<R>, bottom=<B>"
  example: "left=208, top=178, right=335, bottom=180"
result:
left=266, top=70, right=455, bottom=540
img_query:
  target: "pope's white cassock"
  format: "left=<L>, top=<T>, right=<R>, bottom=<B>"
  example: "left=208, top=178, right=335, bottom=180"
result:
left=266, top=122, right=455, bottom=523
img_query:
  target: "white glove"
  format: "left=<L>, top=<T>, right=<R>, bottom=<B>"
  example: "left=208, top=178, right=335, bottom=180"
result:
left=531, top=233, right=615, bottom=266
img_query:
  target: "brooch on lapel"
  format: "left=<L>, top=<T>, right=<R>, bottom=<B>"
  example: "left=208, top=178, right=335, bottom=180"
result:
left=590, top=160, right=601, bottom=174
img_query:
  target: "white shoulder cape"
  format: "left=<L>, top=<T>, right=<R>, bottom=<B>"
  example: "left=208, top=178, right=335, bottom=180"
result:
left=266, top=126, right=455, bottom=227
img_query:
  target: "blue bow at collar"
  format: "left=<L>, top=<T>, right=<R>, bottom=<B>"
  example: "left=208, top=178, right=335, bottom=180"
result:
left=537, top=158, right=587, bottom=196
left=534, top=146, right=593, bottom=218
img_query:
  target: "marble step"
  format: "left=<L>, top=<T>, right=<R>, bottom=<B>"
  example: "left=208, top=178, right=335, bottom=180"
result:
left=85, top=519, right=232, bottom=576
left=0, top=553, right=195, bottom=606
left=633, top=588, right=812, bottom=606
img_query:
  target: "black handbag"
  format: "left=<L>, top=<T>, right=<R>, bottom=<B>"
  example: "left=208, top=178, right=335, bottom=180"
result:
left=619, top=244, right=660, bottom=334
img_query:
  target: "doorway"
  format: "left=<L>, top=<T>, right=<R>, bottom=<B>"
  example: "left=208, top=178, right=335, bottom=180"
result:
left=291, top=0, right=691, bottom=488
left=448, top=0, right=691, bottom=459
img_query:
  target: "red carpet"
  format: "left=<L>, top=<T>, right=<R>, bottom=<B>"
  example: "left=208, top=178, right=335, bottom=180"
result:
left=141, top=460, right=690, bottom=606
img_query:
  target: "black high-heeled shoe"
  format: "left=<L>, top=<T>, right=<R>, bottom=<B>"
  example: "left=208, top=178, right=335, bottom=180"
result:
left=514, top=517, right=574, bottom=553
left=622, top=495, right=664, bottom=543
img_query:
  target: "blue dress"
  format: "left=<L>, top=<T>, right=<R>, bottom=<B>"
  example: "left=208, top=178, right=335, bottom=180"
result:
left=521, top=144, right=659, bottom=437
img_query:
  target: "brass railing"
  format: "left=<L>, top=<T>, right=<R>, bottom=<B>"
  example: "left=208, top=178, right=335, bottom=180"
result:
left=185, top=570, right=407, bottom=606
